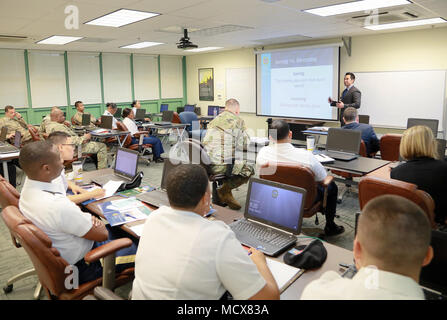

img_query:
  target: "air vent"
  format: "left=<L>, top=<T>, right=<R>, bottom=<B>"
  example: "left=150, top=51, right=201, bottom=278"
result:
left=76, top=37, right=114, bottom=43
left=0, top=35, right=27, bottom=42
left=157, top=25, right=253, bottom=36
left=346, top=9, right=423, bottom=26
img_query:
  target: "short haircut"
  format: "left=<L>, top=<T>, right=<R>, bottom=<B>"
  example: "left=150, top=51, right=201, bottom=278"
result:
left=343, top=107, right=358, bottom=122
left=400, top=125, right=437, bottom=160
left=131, top=100, right=137, bottom=108
left=358, top=195, right=431, bottom=270
left=74, top=101, right=83, bottom=108
left=166, top=164, right=209, bottom=209
left=270, top=120, right=290, bottom=141
left=47, top=131, right=71, bottom=145
left=19, top=141, right=59, bottom=175
left=225, top=98, right=240, bottom=109
left=106, top=102, right=117, bottom=110
left=5, top=105, right=14, bottom=113
left=345, top=72, right=355, bottom=80
left=122, top=108, right=132, bottom=118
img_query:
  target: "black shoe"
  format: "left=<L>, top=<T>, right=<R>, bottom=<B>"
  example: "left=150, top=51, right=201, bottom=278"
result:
left=154, top=157, right=164, bottom=163
left=324, top=224, right=345, bottom=236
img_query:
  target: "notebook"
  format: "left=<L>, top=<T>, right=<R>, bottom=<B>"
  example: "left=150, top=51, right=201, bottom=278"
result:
left=136, top=158, right=180, bottom=207
left=323, top=128, right=361, bottom=161
left=92, top=147, right=139, bottom=186
left=229, top=178, right=306, bottom=257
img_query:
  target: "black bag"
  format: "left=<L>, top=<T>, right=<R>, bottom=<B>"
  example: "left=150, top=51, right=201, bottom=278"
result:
left=116, top=171, right=144, bottom=192
left=283, top=239, right=327, bottom=270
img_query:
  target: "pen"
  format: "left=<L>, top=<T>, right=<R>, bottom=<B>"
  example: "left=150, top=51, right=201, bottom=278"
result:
left=125, top=213, right=137, bottom=219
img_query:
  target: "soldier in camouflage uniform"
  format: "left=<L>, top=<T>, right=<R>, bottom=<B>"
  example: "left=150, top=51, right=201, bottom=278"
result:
left=46, top=108, right=108, bottom=169
left=72, top=101, right=98, bottom=126
left=202, top=99, right=254, bottom=210
left=2, top=105, right=35, bottom=143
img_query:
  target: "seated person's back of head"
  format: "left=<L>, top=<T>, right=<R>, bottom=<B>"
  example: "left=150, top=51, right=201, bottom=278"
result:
left=301, top=195, right=433, bottom=300
left=342, top=107, right=379, bottom=156
left=132, top=164, right=280, bottom=300
left=391, top=125, right=447, bottom=225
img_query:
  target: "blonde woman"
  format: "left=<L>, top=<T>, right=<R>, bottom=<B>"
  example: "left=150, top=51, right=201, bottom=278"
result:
left=391, top=125, right=447, bottom=226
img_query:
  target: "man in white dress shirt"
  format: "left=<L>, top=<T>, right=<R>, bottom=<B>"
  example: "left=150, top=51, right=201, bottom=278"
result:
left=103, top=102, right=119, bottom=129
left=122, top=108, right=164, bottom=162
left=18, top=141, right=138, bottom=285
left=301, top=195, right=433, bottom=300
left=256, top=119, right=344, bottom=236
left=132, top=164, right=280, bottom=300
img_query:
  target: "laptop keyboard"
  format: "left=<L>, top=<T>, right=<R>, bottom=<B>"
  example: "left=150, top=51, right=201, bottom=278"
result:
left=230, top=219, right=295, bottom=248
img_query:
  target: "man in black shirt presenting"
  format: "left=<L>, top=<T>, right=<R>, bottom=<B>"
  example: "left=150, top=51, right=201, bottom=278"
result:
left=329, top=72, right=361, bottom=126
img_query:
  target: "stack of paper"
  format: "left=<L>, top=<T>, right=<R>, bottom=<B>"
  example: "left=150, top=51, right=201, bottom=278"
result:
left=315, top=154, right=335, bottom=163
left=98, top=198, right=153, bottom=226
left=308, top=126, right=329, bottom=132
left=266, top=258, right=303, bottom=293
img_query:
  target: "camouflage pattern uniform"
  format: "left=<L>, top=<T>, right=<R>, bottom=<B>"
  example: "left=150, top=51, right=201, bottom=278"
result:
left=45, top=121, right=108, bottom=169
left=39, top=115, right=51, bottom=134
left=72, top=111, right=97, bottom=126
left=1, top=116, right=33, bottom=143
left=202, top=110, right=254, bottom=189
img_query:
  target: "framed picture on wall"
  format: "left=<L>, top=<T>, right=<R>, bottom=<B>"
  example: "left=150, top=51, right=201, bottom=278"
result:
left=199, top=68, right=214, bottom=101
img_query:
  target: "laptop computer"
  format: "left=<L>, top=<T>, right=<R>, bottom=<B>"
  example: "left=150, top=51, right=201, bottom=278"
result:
left=136, top=158, right=181, bottom=207
left=81, top=113, right=91, bottom=126
left=0, top=129, right=19, bottom=154
left=229, top=178, right=306, bottom=257
left=184, top=105, right=195, bottom=112
left=407, top=118, right=439, bottom=137
left=322, top=128, right=361, bottom=161
left=358, top=115, right=370, bottom=124
left=436, top=138, right=446, bottom=161
left=0, top=127, right=7, bottom=142
left=154, top=111, right=174, bottom=126
left=14, top=130, right=21, bottom=148
left=208, top=105, right=222, bottom=116
left=160, top=104, right=169, bottom=112
left=92, top=148, right=139, bottom=186
left=135, top=108, right=146, bottom=121
left=100, top=115, right=113, bottom=129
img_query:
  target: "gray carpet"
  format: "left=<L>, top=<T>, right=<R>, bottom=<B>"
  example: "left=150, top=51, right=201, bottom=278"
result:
left=0, top=145, right=360, bottom=300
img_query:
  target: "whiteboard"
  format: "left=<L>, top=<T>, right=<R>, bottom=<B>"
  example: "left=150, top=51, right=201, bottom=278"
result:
left=0, top=49, right=28, bottom=108
left=226, top=67, right=255, bottom=113
left=160, top=56, right=183, bottom=99
left=354, top=70, right=447, bottom=131
left=67, top=52, right=102, bottom=104
left=102, top=53, right=132, bottom=103
left=28, top=50, right=67, bottom=108
left=133, top=54, right=159, bottom=101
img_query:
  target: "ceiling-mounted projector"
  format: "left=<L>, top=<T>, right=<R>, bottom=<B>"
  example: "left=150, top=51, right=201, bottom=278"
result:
left=177, top=28, right=198, bottom=49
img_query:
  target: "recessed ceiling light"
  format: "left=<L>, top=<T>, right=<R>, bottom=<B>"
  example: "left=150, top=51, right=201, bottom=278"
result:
left=120, top=41, right=164, bottom=49
left=304, top=0, right=411, bottom=17
left=364, top=17, right=447, bottom=30
left=85, top=9, right=160, bottom=28
left=185, top=47, right=223, bottom=52
left=36, top=35, right=83, bottom=45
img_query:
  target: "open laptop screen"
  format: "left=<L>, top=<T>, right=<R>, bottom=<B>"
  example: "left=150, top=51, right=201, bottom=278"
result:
left=14, top=131, right=21, bottom=148
left=114, top=148, right=138, bottom=178
left=160, top=104, right=168, bottom=112
left=245, top=178, right=306, bottom=235
left=184, top=105, right=195, bottom=112
left=135, top=108, right=146, bottom=120
left=407, top=118, right=438, bottom=137
left=326, top=128, right=361, bottom=154
left=208, top=106, right=220, bottom=116
left=160, top=158, right=183, bottom=190
left=82, top=113, right=91, bottom=126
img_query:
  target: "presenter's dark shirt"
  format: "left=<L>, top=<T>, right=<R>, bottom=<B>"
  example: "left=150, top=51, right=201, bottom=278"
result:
left=342, top=122, right=380, bottom=156
left=391, top=157, right=447, bottom=224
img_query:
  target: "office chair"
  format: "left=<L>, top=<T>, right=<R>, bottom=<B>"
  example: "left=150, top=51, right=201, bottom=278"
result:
left=259, top=162, right=333, bottom=225
left=82, top=286, right=124, bottom=300
left=1, top=205, right=135, bottom=300
left=116, top=122, right=153, bottom=166
left=28, top=126, right=42, bottom=142
left=380, top=134, right=402, bottom=161
left=179, top=111, right=206, bottom=141
left=358, top=176, right=436, bottom=228
left=0, top=175, right=43, bottom=299
left=331, top=140, right=368, bottom=203
left=177, top=139, right=234, bottom=206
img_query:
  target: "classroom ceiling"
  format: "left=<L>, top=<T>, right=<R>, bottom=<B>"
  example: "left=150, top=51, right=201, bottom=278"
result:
left=0, top=0, right=446, bottom=55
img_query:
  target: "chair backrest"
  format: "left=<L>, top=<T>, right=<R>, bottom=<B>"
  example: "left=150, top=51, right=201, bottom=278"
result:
left=172, top=112, right=181, bottom=124
left=358, top=176, right=436, bottom=228
left=1, top=206, right=70, bottom=297
left=259, top=162, right=317, bottom=212
left=0, top=174, right=20, bottom=208
left=358, top=115, right=370, bottom=124
left=380, top=134, right=402, bottom=161
left=179, top=111, right=198, bottom=133
left=116, top=121, right=132, bottom=148
left=28, top=126, right=41, bottom=141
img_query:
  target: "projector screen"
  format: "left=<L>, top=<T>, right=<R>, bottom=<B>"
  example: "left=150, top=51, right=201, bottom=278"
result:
left=256, top=45, right=340, bottom=121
